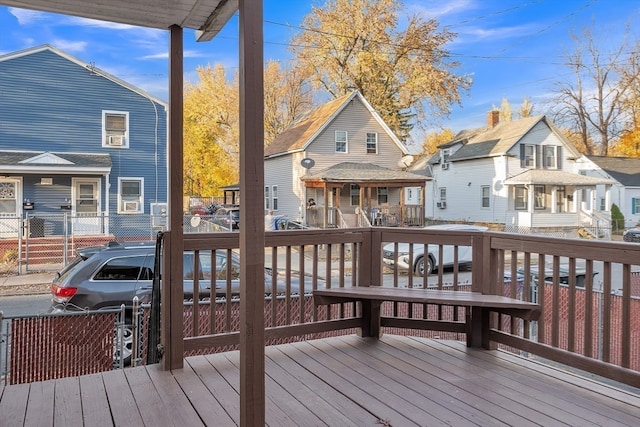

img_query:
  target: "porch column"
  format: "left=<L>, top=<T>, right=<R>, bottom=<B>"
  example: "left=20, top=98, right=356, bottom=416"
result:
left=238, top=0, right=266, bottom=424
left=605, top=185, right=611, bottom=211
left=323, top=188, right=329, bottom=228
left=550, top=187, right=557, bottom=213
left=528, top=185, right=535, bottom=214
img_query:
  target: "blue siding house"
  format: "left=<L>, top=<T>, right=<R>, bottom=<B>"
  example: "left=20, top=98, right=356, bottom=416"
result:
left=0, top=45, right=167, bottom=237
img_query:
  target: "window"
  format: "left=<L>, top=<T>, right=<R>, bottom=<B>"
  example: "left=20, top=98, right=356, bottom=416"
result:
left=272, top=185, right=278, bottom=210
left=523, top=145, right=535, bottom=167
left=264, top=186, right=270, bottom=210
left=441, top=148, right=450, bottom=163
left=439, top=187, right=447, bottom=202
left=118, top=178, right=143, bottom=213
left=514, top=185, right=528, bottom=210
left=335, top=131, right=348, bottom=153
left=350, top=184, right=360, bottom=206
left=94, top=255, right=146, bottom=281
left=366, top=132, right=378, bottom=154
left=633, top=198, right=640, bottom=214
left=543, top=146, right=555, bottom=168
left=103, top=111, right=129, bottom=148
left=377, top=187, right=388, bottom=204
left=599, top=197, right=606, bottom=211
left=481, top=186, right=490, bottom=208
left=534, top=185, right=546, bottom=209
left=0, top=181, right=17, bottom=214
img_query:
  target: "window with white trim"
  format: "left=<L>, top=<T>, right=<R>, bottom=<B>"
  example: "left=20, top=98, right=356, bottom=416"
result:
left=118, top=178, right=143, bottom=213
left=514, top=185, right=528, bottom=210
left=264, top=186, right=270, bottom=210
left=366, top=132, right=378, bottom=154
left=523, top=145, right=535, bottom=167
left=103, top=111, right=129, bottom=148
left=350, top=184, right=360, bottom=206
left=335, top=131, right=348, bottom=153
left=633, top=198, right=640, bottom=214
left=481, top=185, right=490, bottom=208
left=439, top=187, right=447, bottom=202
left=599, top=197, right=606, bottom=211
left=543, top=146, right=557, bottom=168
left=272, top=186, right=278, bottom=210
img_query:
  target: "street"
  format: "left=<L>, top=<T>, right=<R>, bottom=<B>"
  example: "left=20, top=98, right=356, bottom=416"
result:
left=0, top=293, right=51, bottom=317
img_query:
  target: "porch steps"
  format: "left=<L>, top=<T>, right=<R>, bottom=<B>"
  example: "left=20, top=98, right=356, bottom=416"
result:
left=18, top=236, right=116, bottom=265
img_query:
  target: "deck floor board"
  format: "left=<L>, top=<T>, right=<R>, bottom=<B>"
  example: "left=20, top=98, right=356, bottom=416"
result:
left=2, top=335, right=640, bottom=427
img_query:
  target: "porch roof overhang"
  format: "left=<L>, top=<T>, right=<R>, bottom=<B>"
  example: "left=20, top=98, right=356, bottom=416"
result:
left=301, top=162, right=429, bottom=188
left=504, top=169, right=614, bottom=187
left=0, top=0, right=237, bottom=42
left=0, top=151, right=112, bottom=175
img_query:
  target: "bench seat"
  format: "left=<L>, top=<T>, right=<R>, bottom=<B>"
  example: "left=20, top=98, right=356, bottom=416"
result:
left=314, top=286, right=541, bottom=349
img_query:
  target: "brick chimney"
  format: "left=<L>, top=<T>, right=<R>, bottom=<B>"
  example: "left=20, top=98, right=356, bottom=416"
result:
left=488, top=110, right=500, bottom=127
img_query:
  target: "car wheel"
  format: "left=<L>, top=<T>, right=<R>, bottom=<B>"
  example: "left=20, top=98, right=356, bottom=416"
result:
left=114, top=324, right=133, bottom=367
left=415, top=256, right=434, bottom=277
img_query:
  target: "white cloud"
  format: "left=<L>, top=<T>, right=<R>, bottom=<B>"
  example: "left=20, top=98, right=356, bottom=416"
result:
left=51, top=39, right=88, bottom=53
left=9, top=8, right=47, bottom=25
left=141, top=50, right=204, bottom=60
left=407, top=0, right=477, bottom=18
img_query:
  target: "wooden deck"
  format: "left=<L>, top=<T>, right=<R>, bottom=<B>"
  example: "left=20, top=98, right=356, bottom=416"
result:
left=2, top=335, right=640, bottom=427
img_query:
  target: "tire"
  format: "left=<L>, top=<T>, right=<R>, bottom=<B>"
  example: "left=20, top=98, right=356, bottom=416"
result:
left=114, top=324, right=134, bottom=367
left=415, top=256, right=434, bottom=277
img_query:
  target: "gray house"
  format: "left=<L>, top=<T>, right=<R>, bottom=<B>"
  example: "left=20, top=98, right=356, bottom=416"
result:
left=0, top=45, right=167, bottom=238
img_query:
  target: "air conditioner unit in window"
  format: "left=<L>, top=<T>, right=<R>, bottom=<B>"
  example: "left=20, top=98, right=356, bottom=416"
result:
left=107, top=135, right=125, bottom=146
left=124, top=201, right=139, bottom=212
left=436, top=201, right=447, bottom=209
left=441, top=162, right=450, bottom=170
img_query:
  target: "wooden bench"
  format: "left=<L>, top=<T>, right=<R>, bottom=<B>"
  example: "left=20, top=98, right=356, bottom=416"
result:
left=313, top=286, right=541, bottom=349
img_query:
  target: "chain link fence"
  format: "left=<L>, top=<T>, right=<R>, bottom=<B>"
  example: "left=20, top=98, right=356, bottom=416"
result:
left=0, top=213, right=231, bottom=276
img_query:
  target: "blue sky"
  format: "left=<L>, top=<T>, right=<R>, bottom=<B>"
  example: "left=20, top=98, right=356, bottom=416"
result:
left=1, top=0, right=639, bottom=144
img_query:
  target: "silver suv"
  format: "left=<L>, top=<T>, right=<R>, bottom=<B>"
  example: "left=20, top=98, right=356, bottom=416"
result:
left=49, top=241, right=297, bottom=314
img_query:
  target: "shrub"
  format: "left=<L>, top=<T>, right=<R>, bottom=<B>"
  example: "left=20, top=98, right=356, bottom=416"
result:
left=611, top=203, right=625, bottom=234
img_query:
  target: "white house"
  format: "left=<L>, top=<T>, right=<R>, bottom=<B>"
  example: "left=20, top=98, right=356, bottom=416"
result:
left=264, top=91, right=428, bottom=227
left=579, top=156, right=640, bottom=228
left=415, top=112, right=613, bottom=236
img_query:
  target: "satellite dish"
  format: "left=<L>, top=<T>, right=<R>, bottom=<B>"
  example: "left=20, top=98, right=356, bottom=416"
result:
left=190, top=214, right=201, bottom=228
left=494, top=180, right=503, bottom=191
left=301, top=158, right=315, bottom=169
left=398, top=155, right=414, bottom=168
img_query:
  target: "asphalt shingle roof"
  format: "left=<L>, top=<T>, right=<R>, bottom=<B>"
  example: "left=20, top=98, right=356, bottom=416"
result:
left=0, top=151, right=112, bottom=169
left=586, top=155, right=640, bottom=187
left=504, top=169, right=614, bottom=186
left=301, top=162, right=428, bottom=184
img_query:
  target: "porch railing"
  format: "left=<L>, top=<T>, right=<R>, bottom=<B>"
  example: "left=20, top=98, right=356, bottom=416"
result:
left=161, top=227, right=640, bottom=389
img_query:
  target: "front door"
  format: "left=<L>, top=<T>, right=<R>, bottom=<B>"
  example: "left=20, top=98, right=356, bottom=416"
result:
left=0, top=178, right=21, bottom=238
left=72, top=178, right=101, bottom=235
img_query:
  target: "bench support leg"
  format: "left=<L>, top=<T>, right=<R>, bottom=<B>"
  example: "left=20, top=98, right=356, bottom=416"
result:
left=359, top=300, right=382, bottom=338
left=468, top=307, right=496, bottom=349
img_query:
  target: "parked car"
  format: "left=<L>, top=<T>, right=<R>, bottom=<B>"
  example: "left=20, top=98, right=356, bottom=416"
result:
left=212, top=207, right=240, bottom=230
left=49, top=241, right=311, bottom=364
left=623, top=227, right=640, bottom=243
left=382, top=224, right=488, bottom=276
left=518, top=265, right=599, bottom=288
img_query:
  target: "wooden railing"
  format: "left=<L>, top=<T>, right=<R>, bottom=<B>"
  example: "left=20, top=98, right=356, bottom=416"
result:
left=161, top=227, right=640, bottom=389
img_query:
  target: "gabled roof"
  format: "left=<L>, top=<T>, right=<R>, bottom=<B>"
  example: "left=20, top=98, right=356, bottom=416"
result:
left=586, top=156, right=640, bottom=187
left=504, top=169, right=613, bottom=186
left=0, top=45, right=168, bottom=107
left=301, top=162, right=427, bottom=184
left=265, top=91, right=407, bottom=158
left=433, top=116, right=581, bottom=163
left=0, top=151, right=112, bottom=173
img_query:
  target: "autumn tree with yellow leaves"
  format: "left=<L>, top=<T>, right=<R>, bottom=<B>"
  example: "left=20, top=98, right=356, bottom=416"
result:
left=291, top=0, right=471, bottom=142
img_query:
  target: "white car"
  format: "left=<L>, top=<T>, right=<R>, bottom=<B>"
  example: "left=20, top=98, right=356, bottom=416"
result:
left=382, top=224, right=488, bottom=276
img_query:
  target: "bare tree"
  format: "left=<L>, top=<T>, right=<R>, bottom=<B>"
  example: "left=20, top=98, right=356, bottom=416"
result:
left=551, top=28, right=638, bottom=155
